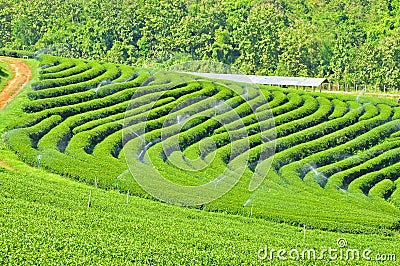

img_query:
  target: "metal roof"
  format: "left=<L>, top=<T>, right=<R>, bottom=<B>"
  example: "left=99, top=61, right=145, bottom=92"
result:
left=185, top=72, right=327, bottom=87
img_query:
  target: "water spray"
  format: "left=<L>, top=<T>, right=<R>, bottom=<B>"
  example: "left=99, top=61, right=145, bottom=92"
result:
left=126, top=190, right=130, bottom=204
left=93, top=79, right=111, bottom=96
left=213, top=100, right=224, bottom=117
left=88, top=190, right=92, bottom=208
left=116, top=170, right=130, bottom=192
left=242, top=198, right=252, bottom=217
left=37, top=154, right=41, bottom=169
left=130, top=130, right=145, bottom=145
left=177, top=114, right=190, bottom=125
left=243, top=86, right=249, bottom=101
left=306, top=163, right=328, bottom=186
left=138, top=141, right=153, bottom=160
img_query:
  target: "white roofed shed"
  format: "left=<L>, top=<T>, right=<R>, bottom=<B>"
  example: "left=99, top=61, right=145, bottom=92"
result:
left=185, top=72, right=327, bottom=88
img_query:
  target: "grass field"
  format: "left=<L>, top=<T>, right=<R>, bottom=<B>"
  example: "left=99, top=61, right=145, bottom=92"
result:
left=1, top=55, right=400, bottom=264
left=0, top=149, right=399, bottom=265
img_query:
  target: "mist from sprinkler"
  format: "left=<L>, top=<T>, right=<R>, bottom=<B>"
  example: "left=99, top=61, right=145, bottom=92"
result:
left=353, top=87, right=369, bottom=111
left=93, top=80, right=110, bottom=96
left=130, top=130, right=144, bottom=142
left=211, top=176, right=225, bottom=188
left=242, top=185, right=267, bottom=217
left=34, top=47, right=54, bottom=60
left=305, top=163, right=354, bottom=199
left=138, top=141, right=153, bottom=161
left=306, top=163, right=328, bottom=184
left=176, top=114, right=190, bottom=125
left=37, top=154, right=41, bottom=169
left=129, top=129, right=146, bottom=150
left=356, top=87, right=367, bottom=103
left=241, top=198, right=253, bottom=217
left=243, top=86, right=249, bottom=101
left=213, top=100, right=224, bottom=117
left=243, top=198, right=252, bottom=207
left=116, top=169, right=130, bottom=191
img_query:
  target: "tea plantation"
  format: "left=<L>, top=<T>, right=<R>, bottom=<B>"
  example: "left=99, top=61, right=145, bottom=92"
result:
left=4, top=55, right=400, bottom=233
left=1, top=148, right=399, bottom=265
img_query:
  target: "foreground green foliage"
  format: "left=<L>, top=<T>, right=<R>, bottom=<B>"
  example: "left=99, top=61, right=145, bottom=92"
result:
left=4, top=55, right=400, bottom=235
left=0, top=151, right=399, bottom=265
left=1, top=0, right=400, bottom=89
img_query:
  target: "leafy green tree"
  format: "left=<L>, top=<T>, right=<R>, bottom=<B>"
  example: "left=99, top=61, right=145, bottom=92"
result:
left=1, top=0, right=400, bottom=87
left=208, top=28, right=238, bottom=64
left=232, top=2, right=283, bottom=75
left=276, top=20, right=321, bottom=77
left=0, top=0, right=14, bottom=48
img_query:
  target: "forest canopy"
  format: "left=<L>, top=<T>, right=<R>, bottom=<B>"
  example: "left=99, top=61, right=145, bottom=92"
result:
left=1, top=0, right=400, bottom=88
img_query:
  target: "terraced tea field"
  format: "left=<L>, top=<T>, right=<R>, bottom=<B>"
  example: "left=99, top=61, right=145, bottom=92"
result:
left=1, top=150, right=399, bottom=265
left=4, top=55, right=400, bottom=234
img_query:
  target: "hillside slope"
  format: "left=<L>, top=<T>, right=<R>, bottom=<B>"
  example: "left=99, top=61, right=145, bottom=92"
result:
left=3, top=55, right=400, bottom=234
left=0, top=149, right=399, bottom=265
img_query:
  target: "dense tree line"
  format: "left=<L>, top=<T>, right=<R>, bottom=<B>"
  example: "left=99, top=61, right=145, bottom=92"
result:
left=1, top=0, right=400, bottom=89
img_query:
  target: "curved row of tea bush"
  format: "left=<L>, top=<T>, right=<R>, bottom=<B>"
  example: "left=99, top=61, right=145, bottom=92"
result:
left=6, top=55, right=400, bottom=233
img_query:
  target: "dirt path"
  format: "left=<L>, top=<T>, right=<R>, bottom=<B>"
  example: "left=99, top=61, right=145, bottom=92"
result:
left=0, top=57, right=32, bottom=110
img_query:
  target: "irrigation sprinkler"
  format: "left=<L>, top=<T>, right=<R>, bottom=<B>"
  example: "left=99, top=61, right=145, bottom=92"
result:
left=303, top=224, right=306, bottom=243
left=37, top=154, right=41, bottom=169
left=306, top=163, right=329, bottom=186
left=93, top=86, right=100, bottom=97
left=315, top=172, right=329, bottom=184
left=116, top=170, right=130, bottom=192
left=213, top=100, right=224, bottom=117
left=138, top=141, right=153, bottom=161
left=88, top=190, right=92, bottom=208
left=337, top=186, right=349, bottom=199
left=93, top=79, right=111, bottom=97
left=94, top=177, right=98, bottom=188
left=242, top=198, right=253, bottom=217
left=126, top=190, right=130, bottom=204
left=211, top=176, right=224, bottom=188
left=176, top=114, right=190, bottom=125
left=116, top=177, right=120, bottom=192
left=244, top=86, right=249, bottom=101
